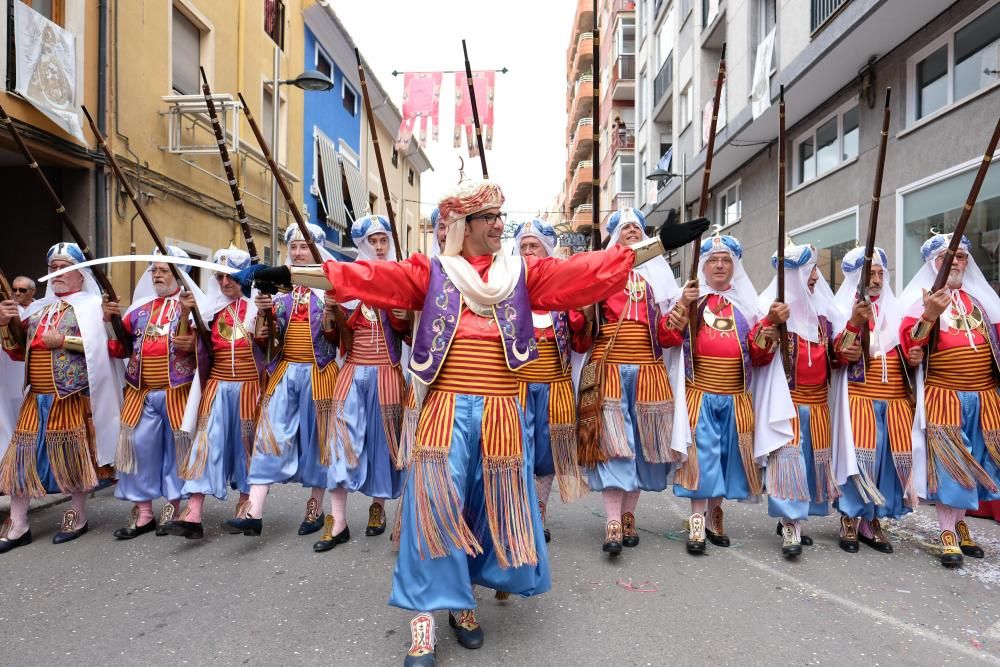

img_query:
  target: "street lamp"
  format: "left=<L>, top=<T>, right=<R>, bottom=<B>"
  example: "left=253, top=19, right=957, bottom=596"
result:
left=645, top=153, right=687, bottom=223
left=268, top=48, right=335, bottom=262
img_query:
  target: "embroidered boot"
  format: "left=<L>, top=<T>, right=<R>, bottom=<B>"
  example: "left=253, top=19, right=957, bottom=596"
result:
left=859, top=518, right=893, bottom=554
left=776, top=520, right=813, bottom=546
left=603, top=520, right=623, bottom=555
left=113, top=505, right=157, bottom=540
left=838, top=515, right=859, bottom=553
left=780, top=521, right=801, bottom=558
left=622, top=512, right=639, bottom=548
left=52, top=509, right=89, bottom=544
left=298, top=497, right=325, bottom=535
left=366, top=502, right=386, bottom=537
left=956, top=520, right=985, bottom=558
left=706, top=506, right=730, bottom=547
left=940, top=530, right=964, bottom=567
left=403, top=613, right=436, bottom=667
left=448, top=609, right=484, bottom=649
left=154, top=503, right=175, bottom=536
left=686, top=513, right=707, bottom=555
left=313, top=515, right=350, bottom=552
left=223, top=498, right=251, bottom=534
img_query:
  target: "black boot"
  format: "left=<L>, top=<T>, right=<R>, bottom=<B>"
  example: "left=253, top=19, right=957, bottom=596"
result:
left=705, top=506, right=730, bottom=547
left=113, top=506, right=157, bottom=540
left=52, top=509, right=89, bottom=544
left=776, top=520, right=812, bottom=546
left=602, top=520, right=623, bottom=556
left=403, top=614, right=436, bottom=667
left=838, top=516, right=859, bottom=553
left=365, top=502, right=386, bottom=537
left=449, top=610, right=485, bottom=650
left=313, top=516, right=350, bottom=552
left=686, top=513, right=706, bottom=555
left=298, top=497, right=324, bottom=535
left=622, top=512, right=640, bottom=548
left=163, top=520, right=205, bottom=540
left=957, top=520, right=985, bottom=558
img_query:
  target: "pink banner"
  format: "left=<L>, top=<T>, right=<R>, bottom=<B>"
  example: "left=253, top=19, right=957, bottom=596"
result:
left=396, top=72, right=442, bottom=151
left=453, top=71, right=495, bottom=158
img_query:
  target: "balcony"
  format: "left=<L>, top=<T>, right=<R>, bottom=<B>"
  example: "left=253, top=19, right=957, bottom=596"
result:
left=569, top=160, right=594, bottom=207
left=568, top=75, right=594, bottom=125
left=652, top=52, right=673, bottom=123
left=612, top=192, right=635, bottom=211
left=609, top=125, right=635, bottom=161
left=570, top=32, right=594, bottom=81
left=568, top=117, right=594, bottom=162
left=570, top=203, right=594, bottom=231
left=575, top=0, right=595, bottom=31
left=700, top=0, right=725, bottom=49
left=811, top=0, right=850, bottom=33
left=609, top=53, right=635, bottom=100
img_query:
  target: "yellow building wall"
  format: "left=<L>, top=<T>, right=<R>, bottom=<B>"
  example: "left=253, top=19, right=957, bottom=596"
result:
left=361, top=112, right=424, bottom=256
left=108, top=0, right=305, bottom=300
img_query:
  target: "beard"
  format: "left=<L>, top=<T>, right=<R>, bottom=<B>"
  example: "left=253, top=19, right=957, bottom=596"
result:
left=946, top=268, right=965, bottom=290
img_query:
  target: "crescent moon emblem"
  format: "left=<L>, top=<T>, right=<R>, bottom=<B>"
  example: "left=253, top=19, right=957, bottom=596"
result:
left=512, top=341, right=530, bottom=362
left=410, top=351, right=433, bottom=372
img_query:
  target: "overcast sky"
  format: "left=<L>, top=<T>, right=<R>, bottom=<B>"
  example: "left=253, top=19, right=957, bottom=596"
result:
left=330, top=0, right=575, bottom=224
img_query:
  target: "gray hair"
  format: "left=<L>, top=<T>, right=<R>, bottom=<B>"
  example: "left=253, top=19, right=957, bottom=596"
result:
left=12, top=276, right=35, bottom=290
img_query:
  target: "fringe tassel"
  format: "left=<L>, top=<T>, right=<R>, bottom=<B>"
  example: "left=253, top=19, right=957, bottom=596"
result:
left=240, top=419, right=255, bottom=473
left=410, top=447, right=482, bottom=560
left=636, top=400, right=675, bottom=464
left=115, top=425, right=138, bottom=474
left=316, top=397, right=346, bottom=468
left=599, top=399, right=632, bottom=460
left=766, top=444, right=810, bottom=501
left=738, top=431, right=764, bottom=495
left=483, top=455, right=538, bottom=570
left=812, top=446, right=841, bottom=502
left=927, top=424, right=998, bottom=493
left=674, top=440, right=700, bottom=491
left=984, top=429, right=1000, bottom=473
left=0, top=431, right=46, bottom=498
left=550, top=423, right=586, bottom=502
left=397, top=406, right=419, bottom=470
left=255, top=394, right=282, bottom=457
left=182, top=415, right=212, bottom=481
left=892, top=451, right=917, bottom=509
left=173, top=430, right=193, bottom=479
left=381, top=403, right=403, bottom=468
left=46, top=425, right=97, bottom=494
left=851, top=448, right=885, bottom=505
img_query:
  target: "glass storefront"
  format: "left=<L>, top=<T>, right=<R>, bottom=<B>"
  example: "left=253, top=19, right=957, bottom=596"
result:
left=789, top=210, right=857, bottom=292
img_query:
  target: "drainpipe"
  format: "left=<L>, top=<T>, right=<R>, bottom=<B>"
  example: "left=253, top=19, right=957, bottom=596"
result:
left=95, top=0, right=108, bottom=257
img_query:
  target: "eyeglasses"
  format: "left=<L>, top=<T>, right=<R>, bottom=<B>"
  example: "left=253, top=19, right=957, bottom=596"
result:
left=12, top=287, right=30, bottom=293
left=468, top=212, right=507, bottom=225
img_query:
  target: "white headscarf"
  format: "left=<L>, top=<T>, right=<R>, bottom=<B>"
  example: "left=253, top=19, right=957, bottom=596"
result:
left=698, top=234, right=762, bottom=321
left=513, top=218, right=559, bottom=258
left=284, top=222, right=338, bottom=303
left=204, top=245, right=257, bottom=327
left=23, top=242, right=124, bottom=467
left=759, top=242, right=838, bottom=343
left=351, top=214, right=397, bottom=262
left=127, top=245, right=212, bottom=319
left=607, top=207, right=681, bottom=309
left=833, top=246, right=900, bottom=357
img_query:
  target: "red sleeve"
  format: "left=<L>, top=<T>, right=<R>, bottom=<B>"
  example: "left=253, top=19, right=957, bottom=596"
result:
left=748, top=318, right=776, bottom=366
left=525, top=246, right=635, bottom=311
left=657, top=310, right=685, bottom=348
left=323, top=254, right=431, bottom=311
left=5, top=341, right=26, bottom=361
left=567, top=309, right=594, bottom=353
left=387, top=309, right=411, bottom=335
left=832, top=322, right=861, bottom=366
left=107, top=311, right=132, bottom=358
left=899, top=315, right=930, bottom=357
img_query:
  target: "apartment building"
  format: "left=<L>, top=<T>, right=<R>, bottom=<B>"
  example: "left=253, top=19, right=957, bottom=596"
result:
left=633, top=0, right=1000, bottom=290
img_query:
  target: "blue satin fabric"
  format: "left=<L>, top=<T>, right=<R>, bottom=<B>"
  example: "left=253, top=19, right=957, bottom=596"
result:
left=768, top=403, right=830, bottom=521
left=835, top=399, right=911, bottom=520
left=673, top=391, right=750, bottom=500
left=181, top=380, right=251, bottom=500
left=521, top=382, right=555, bottom=477
left=115, top=390, right=185, bottom=502
left=925, top=390, right=1000, bottom=510
left=585, top=364, right=669, bottom=492
left=389, top=392, right=550, bottom=612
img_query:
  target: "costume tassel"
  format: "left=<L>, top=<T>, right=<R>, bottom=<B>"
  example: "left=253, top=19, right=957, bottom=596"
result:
left=255, top=394, right=282, bottom=456
left=315, top=397, right=340, bottom=467
left=182, top=416, right=212, bottom=481
left=46, top=425, right=97, bottom=494
left=172, top=430, right=193, bottom=479
left=240, top=419, right=255, bottom=473
left=674, top=440, right=700, bottom=491
left=812, top=446, right=841, bottom=502
left=483, top=456, right=538, bottom=570
left=738, top=431, right=764, bottom=495
left=892, top=451, right=917, bottom=508
left=0, top=431, right=47, bottom=498
left=852, top=448, right=885, bottom=505
left=381, top=403, right=403, bottom=468
left=766, top=444, right=810, bottom=501
left=410, top=447, right=482, bottom=560
left=115, top=425, right=138, bottom=474
left=397, top=405, right=420, bottom=470
left=550, top=423, right=587, bottom=503
left=927, top=424, right=997, bottom=493
left=636, top=400, right=675, bottom=464
left=983, top=429, right=1000, bottom=472
left=599, top=399, right=632, bottom=460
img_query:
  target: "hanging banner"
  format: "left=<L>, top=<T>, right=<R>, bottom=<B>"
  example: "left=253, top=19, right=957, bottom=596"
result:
left=13, top=1, right=84, bottom=143
left=751, top=29, right=776, bottom=120
left=396, top=71, right=442, bottom=151
left=702, top=82, right=727, bottom=147
left=454, top=70, right=495, bottom=158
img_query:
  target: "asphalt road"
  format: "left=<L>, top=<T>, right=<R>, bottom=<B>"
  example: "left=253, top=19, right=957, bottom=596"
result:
left=3, top=485, right=1000, bottom=666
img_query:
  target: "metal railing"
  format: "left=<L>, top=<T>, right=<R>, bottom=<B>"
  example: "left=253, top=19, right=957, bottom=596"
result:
left=264, top=0, right=285, bottom=48
left=611, top=126, right=635, bottom=152
left=653, top=52, right=673, bottom=107
left=811, top=0, right=849, bottom=32
left=613, top=192, right=635, bottom=210
left=616, top=54, right=636, bottom=80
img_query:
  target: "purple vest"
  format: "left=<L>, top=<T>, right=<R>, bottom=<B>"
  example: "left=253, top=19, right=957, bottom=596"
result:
left=24, top=302, right=88, bottom=398
left=270, top=289, right=339, bottom=373
left=786, top=316, right=833, bottom=390
left=124, top=298, right=199, bottom=390
left=551, top=310, right=571, bottom=374
left=683, top=297, right=753, bottom=389
left=379, top=308, right=403, bottom=367
left=410, top=257, right=537, bottom=385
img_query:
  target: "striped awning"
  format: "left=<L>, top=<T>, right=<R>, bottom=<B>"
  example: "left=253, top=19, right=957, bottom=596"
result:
left=316, top=132, right=347, bottom=229
left=338, top=154, right=370, bottom=222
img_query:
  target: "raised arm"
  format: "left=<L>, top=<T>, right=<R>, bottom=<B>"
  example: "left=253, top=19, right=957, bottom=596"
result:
left=320, top=254, right=432, bottom=311
left=526, top=245, right=636, bottom=312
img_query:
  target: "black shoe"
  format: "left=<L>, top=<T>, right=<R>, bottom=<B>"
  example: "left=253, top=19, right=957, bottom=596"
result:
left=52, top=509, right=88, bottom=544
left=776, top=520, right=812, bottom=545
left=780, top=523, right=802, bottom=557
left=0, top=525, right=31, bottom=554
left=114, top=516, right=157, bottom=540
left=705, top=528, right=730, bottom=547
left=298, top=497, right=324, bottom=535
left=224, top=516, right=262, bottom=536
left=686, top=513, right=707, bottom=555
left=782, top=542, right=803, bottom=557
left=957, top=520, right=985, bottom=558
left=163, top=520, right=205, bottom=540
left=543, top=528, right=551, bottom=544
left=622, top=512, right=639, bottom=548
left=838, top=516, right=859, bottom=553
left=403, top=654, right=436, bottom=667
left=154, top=504, right=177, bottom=536
left=313, top=518, right=350, bottom=552
left=449, top=611, right=484, bottom=650
left=365, top=503, right=386, bottom=537
left=838, top=537, right=860, bottom=553
left=602, top=520, right=623, bottom=556
left=858, top=532, right=893, bottom=554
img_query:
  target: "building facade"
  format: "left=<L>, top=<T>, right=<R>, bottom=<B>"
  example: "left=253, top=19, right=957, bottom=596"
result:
left=632, top=0, right=1000, bottom=289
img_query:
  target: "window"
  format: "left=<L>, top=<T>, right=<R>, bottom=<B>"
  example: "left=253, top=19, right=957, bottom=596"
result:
left=24, top=0, right=64, bottom=24
left=752, top=0, right=777, bottom=68
left=615, top=154, right=635, bottom=195
left=171, top=7, right=201, bottom=95
left=679, top=83, right=693, bottom=129
left=794, top=103, right=859, bottom=186
left=316, top=50, right=332, bottom=80
left=391, top=147, right=399, bottom=168
left=408, top=168, right=415, bottom=186
left=900, top=160, right=1000, bottom=287
left=261, top=85, right=286, bottom=163
left=264, top=0, right=285, bottom=49
left=909, top=2, right=1000, bottom=124
left=343, top=83, right=357, bottom=116
left=789, top=209, right=858, bottom=291
left=717, top=181, right=741, bottom=227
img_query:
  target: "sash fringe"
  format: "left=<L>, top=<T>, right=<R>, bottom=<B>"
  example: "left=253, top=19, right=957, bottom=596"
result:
left=766, top=444, right=810, bottom=501
left=483, top=455, right=538, bottom=569
left=182, top=415, right=212, bottom=481
left=738, top=431, right=764, bottom=496
left=255, top=393, right=282, bottom=456
left=892, top=451, right=918, bottom=508
left=926, top=424, right=998, bottom=493
left=550, top=423, right=587, bottom=502
left=398, top=405, right=419, bottom=470
left=636, top=400, right=675, bottom=464
left=985, top=429, right=1000, bottom=472
left=316, top=397, right=342, bottom=467
left=851, top=448, right=886, bottom=505
left=599, top=399, right=632, bottom=460
left=173, top=430, right=192, bottom=479
left=46, top=425, right=97, bottom=494
left=812, top=446, right=841, bottom=502
left=115, top=425, right=137, bottom=474
left=409, top=447, right=483, bottom=560
left=381, top=403, right=403, bottom=469
left=0, top=431, right=46, bottom=498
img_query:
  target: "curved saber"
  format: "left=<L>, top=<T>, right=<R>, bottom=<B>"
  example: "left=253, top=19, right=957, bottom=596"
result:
left=40, top=254, right=238, bottom=283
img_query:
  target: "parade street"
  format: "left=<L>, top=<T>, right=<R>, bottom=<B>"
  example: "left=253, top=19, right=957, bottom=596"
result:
left=3, top=485, right=1000, bottom=666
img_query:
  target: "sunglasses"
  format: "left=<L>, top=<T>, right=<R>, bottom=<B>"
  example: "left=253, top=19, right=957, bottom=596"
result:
left=12, top=287, right=31, bottom=293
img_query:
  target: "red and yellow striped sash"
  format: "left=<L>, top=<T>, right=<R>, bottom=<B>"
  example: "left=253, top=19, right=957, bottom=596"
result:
left=283, top=320, right=315, bottom=363
left=210, top=347, right=259, bottom=381
left=433, top=339, right=517, bottom=396
left=514, top=339, right=564, bottom=383
left=346, top=328, right=393, bottom=365
left=848, top=393, right=913, bottom=454
left=691, top=354, right=744, bottom=394
left=596, top=320, right=657, bottom=365
left=120, top=382, right=189, bottom=431
left=789, top=385, right=831, bottom=453
left=27, top=349, right=56, bottom=394
left=926, top=345, right=997, bottom=392
left=849, top=357, right=908, bottom=400
left=790, top=382, right=828, bottom=406
left=140, top=353, right=170, bottom=390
